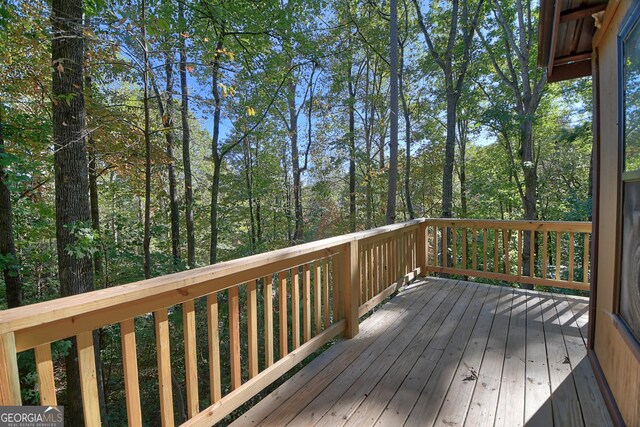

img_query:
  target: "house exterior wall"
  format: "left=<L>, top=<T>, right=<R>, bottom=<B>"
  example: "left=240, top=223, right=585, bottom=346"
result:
left=593, top=0, right=640, bottom=424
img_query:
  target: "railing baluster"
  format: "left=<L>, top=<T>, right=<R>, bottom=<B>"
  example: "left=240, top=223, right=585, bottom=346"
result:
left=443, top=227, right=448, bottom=269
left=315, top=261, right=322, bottom=336
left=279, top=271, right=289, bottom=357
left=556, top=232, right=562, bottom=280
left=323, top=258, right=330, bottom=328
left=569, top=233, right=575, bottom=282
left=183, top=299, right=199, bottom=416
left=0, top=332, right=20, bottom=405
left=207, top=293, right=222, bottom=401
left=303, top=264, right=311, bottom=343
left=291, top=268, right=300, bottom=349
left=35, top=344, right=57, bottom=406
left=229, top=286, right=241, bottom=390
left=494, top=229, right=499, bottom=273
left=434, top=226, right=439, bottom=267
left=483, top=228, right=488, bottom=272
left=120, top=319, right=142, bottom=425
left=77, top=331, right=101, bottom=426
left=517, top=230, right=523, bottom=277
left=452, top=227, right=457, bottom=269
left=584, top=234, right=590, bottom=284
left=530, top=230, right=535, bottom=277
left=247, top=279, right=259, bottom=378
left=472, top=228, right=477, bottom=270
left=263, top=277, right=274, bottom=368
left=462, top=227, right=467, bottom=269
left=503, top=228, right=510, bottom=274
left=359, top=245, right=365, bottom=305
left=154, top=309, right=174, bottom=427
left=331, top=257, right=339, bottom=321
left=542, top=231, right=548, bottom=279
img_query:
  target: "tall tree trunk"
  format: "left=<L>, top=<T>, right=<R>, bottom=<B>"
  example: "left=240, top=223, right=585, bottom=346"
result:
left=152, top=50, right=180, bottom=269
left=84, top=22, right=108, bottom=423
left=0, top=106, right=23, bottom=308
left=348, top=58, right=357, bottom=232
left=254, top=139, right=262, bottom=243
left=141, top=0, right=152, bottom=280
left=209, top=38, right=223, bottom=264
left=51, top=1, right=94, bottom=423
left=442, top=90, right=456, bottom=219
left=457, top=117, right=468, bottom=218
left=243, top=139, right=256, bottom=250
left=386, top=0, right=399, bottom=225
left=399, top=41, right=414, bottom=220
left=178, top=1, right=195, bottom=268
left=83, top=21, right=102, bottom=283
left=288, top=79, right=304, bottom=243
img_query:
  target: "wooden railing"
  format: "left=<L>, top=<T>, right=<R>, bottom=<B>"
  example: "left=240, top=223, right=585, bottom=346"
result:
left=0, top=219, right=424, bottom=427
left=423, top=219, right=592, bottom=291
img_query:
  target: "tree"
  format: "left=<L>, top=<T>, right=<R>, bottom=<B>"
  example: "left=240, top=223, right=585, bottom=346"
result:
left=480, top=0, right=547, bottom=282
left=386, top=0, right=399, bottom=225
left=0, top=106, right=23, bottom=308
left=178, top=1, right=196, bottom=268
left=51, top=0, right=95, bottom=422
left=412, top=0, right=484, bottom=220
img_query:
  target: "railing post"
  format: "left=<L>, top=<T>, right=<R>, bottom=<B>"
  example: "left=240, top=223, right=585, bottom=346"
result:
left=417, top=222, right=427, bottom=276
left=0, top=332, right=22, bottom=405
left=342, top=240, right=360, bottom=338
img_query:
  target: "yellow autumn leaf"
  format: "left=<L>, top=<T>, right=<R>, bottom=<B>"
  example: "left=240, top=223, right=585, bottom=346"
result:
left=246, top=106, right=256, bottom=116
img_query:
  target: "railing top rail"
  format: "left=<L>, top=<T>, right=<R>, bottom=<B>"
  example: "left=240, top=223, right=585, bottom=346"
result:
left=0, top=219, right=425, bottom=338
left=424, top=218, right=592, bottom=232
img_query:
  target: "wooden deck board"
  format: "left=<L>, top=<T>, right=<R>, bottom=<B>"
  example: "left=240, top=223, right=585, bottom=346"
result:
left=233, top=278, right=612, bottom=427
left=237, top=281, right=442, bottom=426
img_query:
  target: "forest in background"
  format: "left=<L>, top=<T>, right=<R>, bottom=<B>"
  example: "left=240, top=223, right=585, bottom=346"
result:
left=0, top=0, right=592, bottom=424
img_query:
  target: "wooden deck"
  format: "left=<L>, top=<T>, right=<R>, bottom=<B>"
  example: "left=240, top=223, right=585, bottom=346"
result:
left=231, top=277, right=612, bottom=427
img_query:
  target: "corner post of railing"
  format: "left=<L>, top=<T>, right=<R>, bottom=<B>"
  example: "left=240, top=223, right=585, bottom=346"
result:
left=0, top=332, right=22, bottom=405
left=417, top=220, right=427, bottom=276
left=342, top=239, right=360, bottom=338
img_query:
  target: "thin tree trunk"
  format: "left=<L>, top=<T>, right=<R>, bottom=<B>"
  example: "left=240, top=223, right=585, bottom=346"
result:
left=51, top=1, right=94, bottom=423
left=152, top=50, right=180, bottom=269
left=399, top=41, right=414, bottom=220
left=386, top=0, right=399, bottom=225
left=178, top=2, right=195, bottom=268
left=243, top=139, right=256, bottom=250
left=210, top=37, right=223, bottom=264
left=348, top=58, right=357, bottom=232
left=0, top=106, right=23, bottom=308
left=288, top=79, right=304, bottom=243
left=141, top=0, right=152, bottom=279
left=83, top=26, right=102, bottom=282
